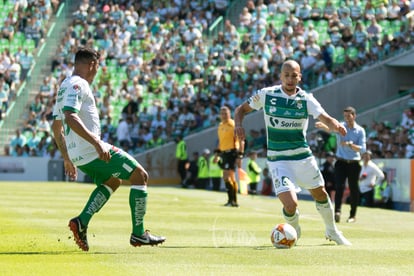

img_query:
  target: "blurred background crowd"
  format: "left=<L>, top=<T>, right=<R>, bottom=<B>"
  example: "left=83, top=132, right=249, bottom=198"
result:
left=2, top=0, right=414, bottom=160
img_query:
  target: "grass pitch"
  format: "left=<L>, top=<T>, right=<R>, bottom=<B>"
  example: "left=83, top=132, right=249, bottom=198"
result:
left=0, top=181, right=413, bottom=276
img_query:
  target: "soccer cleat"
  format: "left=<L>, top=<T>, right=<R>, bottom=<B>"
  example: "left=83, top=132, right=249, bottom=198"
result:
left=231, top=201, right=239, bottom=208
left=334, top=212, right=341, bottom=223
left=130, top=230, right=166, bottom=247
left=223, top=202, right=232, bottom=207
left=346, top=217, right=356, bottom=223
left=325, top=229, right=352, bottom=246
left=68, top=217, right=89, bottom=251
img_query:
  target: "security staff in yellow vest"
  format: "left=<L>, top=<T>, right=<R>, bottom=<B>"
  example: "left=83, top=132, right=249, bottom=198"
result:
left=374, top=170, right=392, bottom=209
left=175, top=135, right=188, bottom=187
left=196, top=148, right=210, bottom=189
left=209, top=148, right=224, bottom=191
left=247, top=151, right=261, bottom=195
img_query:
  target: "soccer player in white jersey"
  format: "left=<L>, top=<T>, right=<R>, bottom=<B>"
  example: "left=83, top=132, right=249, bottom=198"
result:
left=234, top=60, right=351, bottom=245
left=51, top=47, right=165, bottom=251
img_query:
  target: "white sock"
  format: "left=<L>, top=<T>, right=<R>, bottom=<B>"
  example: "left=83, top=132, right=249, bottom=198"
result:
left=315, top=198, right=338, bottom=232
left=283, top=208, right=300, bottom=234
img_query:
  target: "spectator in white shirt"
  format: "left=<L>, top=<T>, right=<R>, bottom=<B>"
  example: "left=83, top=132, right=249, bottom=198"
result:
left=150, top=112, right=167, bottom=132
left=116, top=117, right=132, bottom=147
left=182, top=24, right=202, bottom=45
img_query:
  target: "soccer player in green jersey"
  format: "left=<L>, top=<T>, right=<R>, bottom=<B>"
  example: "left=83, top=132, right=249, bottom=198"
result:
left=52, top=47, right=165, bottom=251
left=234, top=60, right=351, bottom=245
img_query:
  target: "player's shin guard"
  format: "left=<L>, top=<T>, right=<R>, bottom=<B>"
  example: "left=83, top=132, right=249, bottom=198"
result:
left=79, top=184, right=113, bottom=226
left=316, top=198, right=338, bottom=232
left=130, top=185, right=147, bottom=236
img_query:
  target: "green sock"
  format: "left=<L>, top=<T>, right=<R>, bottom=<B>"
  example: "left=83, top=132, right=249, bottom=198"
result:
left=79, top=185, right=112, bottom=226
left=129, top=186, right=147, bottom=236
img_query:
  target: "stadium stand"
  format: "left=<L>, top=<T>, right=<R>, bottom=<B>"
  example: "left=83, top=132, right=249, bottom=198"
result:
left=2, top=0, right=414, bottom=159
left=0, top=0, right=63, bottom=153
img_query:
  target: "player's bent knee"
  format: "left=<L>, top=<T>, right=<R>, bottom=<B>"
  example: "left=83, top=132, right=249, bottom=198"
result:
left=129, top=168, right=149, bottom=185
left=310, top=186, right=328, bottom=202
left=105, top=177, right=122, bottom=191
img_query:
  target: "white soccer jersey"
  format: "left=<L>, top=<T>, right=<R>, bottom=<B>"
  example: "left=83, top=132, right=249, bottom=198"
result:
left=53, top=75, right=102, bottom=166
left=248, top=85, right=325, bottom=161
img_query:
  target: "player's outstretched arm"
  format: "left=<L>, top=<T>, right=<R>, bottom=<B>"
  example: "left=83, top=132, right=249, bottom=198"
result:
left=234, top=102, right=254, bottom=141
left=317, top=112, right=347, bottom=136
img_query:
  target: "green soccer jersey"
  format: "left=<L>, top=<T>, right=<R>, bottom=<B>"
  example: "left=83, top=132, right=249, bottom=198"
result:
left=247, top=85, right=325, bottom=161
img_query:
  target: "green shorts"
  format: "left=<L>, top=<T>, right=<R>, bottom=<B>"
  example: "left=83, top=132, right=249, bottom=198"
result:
left=78, top=146, right=139, bottom=186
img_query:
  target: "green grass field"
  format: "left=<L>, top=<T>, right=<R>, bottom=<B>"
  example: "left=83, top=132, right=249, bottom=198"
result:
left=0, top=182, right=413, bottom=276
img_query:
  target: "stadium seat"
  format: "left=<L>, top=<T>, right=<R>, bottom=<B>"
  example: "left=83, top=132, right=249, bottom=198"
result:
left=25, top=39, right=36, bottom=51
left=333, top=46, right=345, bottom=65
left=318, top=32, right=330, bottom=44
left=378, top=19, right=390, bottom=30
left=0, top=39, right=10, bottom=52
left=179, top=73, right=192, bottom=86
left=316, top=0, right=328, bottom=7
left=346, top=46, right=358, bottom=60
left=330, top=0, right=341, bottom=7
left=237, top=26, right=249, bottom=36
left=272, top=13, right=287, bottom=32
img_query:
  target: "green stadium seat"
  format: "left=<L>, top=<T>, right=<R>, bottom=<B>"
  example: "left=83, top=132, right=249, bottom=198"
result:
left=317, top=20, right=329, bottom=28
left=330, top=0, right=340, bottom=7
left=179, top=73, right=192, bottom=86
left=272, top=13, right=287, bottom=31
left=316, top=0, right=328, bottom=7
left=0, top=38, right=10, bottom=52
left=346, top=46, right=358, bottom=60
left=22, top=130, right=33, bottom=140
left=237, top=26, right=249, bottom=36
left=316, top=24, right=328, bottom=36
left=24, top=39, right=36, bottom=51
left=378, top=20, right=390, bottom=35
left=318, top=32, right=330, bottom=44
left=14, top=32, right=26, bottom=47
left=390, top=20, right=403, bottom=33
left=333, top=46, right=345, bottom=65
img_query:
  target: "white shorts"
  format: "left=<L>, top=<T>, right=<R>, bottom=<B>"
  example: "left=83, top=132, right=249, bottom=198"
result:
left=267, top=156, right=324, bottom=195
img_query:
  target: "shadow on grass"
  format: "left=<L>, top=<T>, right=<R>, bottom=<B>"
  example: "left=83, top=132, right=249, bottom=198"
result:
left=0, top=243, right=337, bottom=255
left=159, top=244, right=333, bottom=249
left=0, top=251, right=120, bottom=255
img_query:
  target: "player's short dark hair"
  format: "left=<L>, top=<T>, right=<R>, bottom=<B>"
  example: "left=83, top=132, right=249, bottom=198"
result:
left=343, top=106, right=356, bottom=115
left=74, top=47, right=100, bottom=65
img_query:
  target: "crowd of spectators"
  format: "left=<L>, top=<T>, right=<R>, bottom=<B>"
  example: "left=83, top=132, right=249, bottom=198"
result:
left=308, top=91, right=414, bottom=159
left=4, top=0, right=414, bottom=159
left=0, top=0, right=60, bottom=121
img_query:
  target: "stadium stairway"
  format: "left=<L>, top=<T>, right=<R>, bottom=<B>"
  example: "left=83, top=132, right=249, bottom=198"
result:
left=0, top=2, right=77, bottom=153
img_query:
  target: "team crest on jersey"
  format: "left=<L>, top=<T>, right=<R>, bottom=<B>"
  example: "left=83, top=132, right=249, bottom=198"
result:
left=292, top=96, right=303, bottom=109
left=112, top=172, right=121, bottom=178
left=73, top=84, right=81, bottom=91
